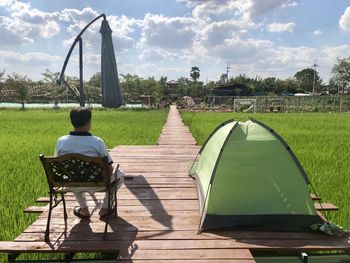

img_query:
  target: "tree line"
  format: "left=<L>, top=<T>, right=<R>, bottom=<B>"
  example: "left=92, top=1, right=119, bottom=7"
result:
left=0, top=57, right=350, bottom=109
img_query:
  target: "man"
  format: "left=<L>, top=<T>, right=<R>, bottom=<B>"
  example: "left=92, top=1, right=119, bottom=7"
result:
left=55, top=107, right=123, bottom=218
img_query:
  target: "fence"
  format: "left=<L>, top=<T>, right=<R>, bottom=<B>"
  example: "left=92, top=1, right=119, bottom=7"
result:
left=206, top=95, right=350, bottom=112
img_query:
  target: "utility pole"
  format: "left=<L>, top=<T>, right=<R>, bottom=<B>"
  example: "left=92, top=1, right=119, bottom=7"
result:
left=312, top=59, right=318, bottom=94
left=226, top=62, right=230, bottom=81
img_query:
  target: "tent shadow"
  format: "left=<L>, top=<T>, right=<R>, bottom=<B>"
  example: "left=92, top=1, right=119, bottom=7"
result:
left=200, top=229, right=348, bottom=249
left=124, top=174, right=173, bottom=230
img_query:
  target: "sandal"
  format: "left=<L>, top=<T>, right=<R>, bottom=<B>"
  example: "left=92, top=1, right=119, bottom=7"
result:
left=73, top=207, right=91, bottom=219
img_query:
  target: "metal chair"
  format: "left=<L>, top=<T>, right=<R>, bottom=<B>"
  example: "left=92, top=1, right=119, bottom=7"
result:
left=39, top=153, right=117, bottom=242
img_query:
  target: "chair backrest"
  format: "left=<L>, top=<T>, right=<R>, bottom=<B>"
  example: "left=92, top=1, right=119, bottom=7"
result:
left=40, top=153, right=110, bottom=188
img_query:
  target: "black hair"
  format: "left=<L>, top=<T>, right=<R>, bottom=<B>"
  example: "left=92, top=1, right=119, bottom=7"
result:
left=70, top=107, right=92, bottom=128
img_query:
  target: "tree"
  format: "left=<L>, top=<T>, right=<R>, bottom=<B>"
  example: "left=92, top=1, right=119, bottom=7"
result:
left=159, top=76, right=168, bottom=98
left=294, top=68, right=322, bottom=93
left=331, top=57, right=350, bottom=94
left=120, top=74, right=142, bottom=102
left=6, top=73, right=31, bottom=110
left=86, top=73, right=102, bottom=103
left=0, top=70, right=5, bottom=82
left=219, top=73, right=228, bottom=83
left=190, top=66, right=200, bottom=82
left=0, top=70, right=5, bottom=101
left=280, top=78, right=299, bottom=94
left=177, top=77, right=191, bottom=97
left=41, top=69, right=67, bottom=107
left=88, top=72, right=101, bottom=88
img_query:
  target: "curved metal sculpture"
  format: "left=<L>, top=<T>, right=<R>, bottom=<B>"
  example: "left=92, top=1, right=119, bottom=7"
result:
left=57, top=14, right=123, bottom=108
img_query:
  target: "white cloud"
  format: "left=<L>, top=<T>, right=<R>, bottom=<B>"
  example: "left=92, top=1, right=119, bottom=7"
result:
left=0, top=0, right=63, bottom=46
left=134, top=62, right=187, bottom=79
left=313, top=30, right=322, bottom=36
left=266, top=46, right=317, bottom=65
left=139, top=49, right=177, bottom=62
left=320, top=45, right=350, bottom=64
left=210, top=38, right=273, bottom=64
left=245, top=0, right=298, bottom=18
left=0, top=50, right=61, bottom=65
left=0, top=0, right=15, bottom=7
left=61, top=7, right=99, bottom=29
left=267, top=22, right=295, bottom=33
left=199, top=19, right=256, bottom=48
left=339, top=6, right=350, bottom=31
left=83, top=53, right=101, bottom=65
left=40, top=20, right=60, bottom=38
left=107, top=15, right=140, bottom=51
left=140, top=14, right=197, bottom=49
left=184, top=0, right=298, bottom=20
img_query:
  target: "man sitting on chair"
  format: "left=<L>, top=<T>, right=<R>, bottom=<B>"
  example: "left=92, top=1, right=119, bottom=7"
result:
left=55, top=107, right=123, bottom=218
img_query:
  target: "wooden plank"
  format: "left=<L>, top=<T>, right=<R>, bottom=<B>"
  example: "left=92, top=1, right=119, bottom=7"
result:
left=120, top=172, right=192, bottom=177
left=118, top=187, right=198, bottom=200
left=24, top=216, right=200, bottom=231
left=0, top=241, right=120, bottom=253
left=117, top=260, right=255, bottom=263
left=315, top=203, right=338, bottom=211
left=34, top=198, right=199, bottom=208
left=16, top=230, right=333, bottom=242
left=123, top=177, right=195, bottom=184
left=36, top=188, right=198, bottom=200
left=311, top=193, right=321, bottom=200
left=116, top=159, right=196, bottom=164
left=1, top=238, right=350, bottom=252
left=117, top=249, right=254, bottom=260
left=32, top=209, right=200, bottom=218
left=34, top=188, right=198, bottom=200
left=24, top=206, right=46, bottom=213
left=36, top=197, right=50, bottom=203
left=125, top=184, right=196, bottom=188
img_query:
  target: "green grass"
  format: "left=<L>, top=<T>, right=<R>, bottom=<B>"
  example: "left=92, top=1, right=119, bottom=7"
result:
left=181, top=111, right=350, bottom=230
left=0, top=108, right=167, bottom=261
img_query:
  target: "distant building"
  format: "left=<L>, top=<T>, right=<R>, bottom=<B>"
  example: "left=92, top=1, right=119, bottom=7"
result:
left=139, top=95, right=156, bottom=108
left=212, top=82, right=249, bottom=96
left=166, top=80, right=180, bottom=101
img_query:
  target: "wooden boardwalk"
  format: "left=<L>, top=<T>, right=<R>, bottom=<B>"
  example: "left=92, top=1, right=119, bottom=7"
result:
left=1, top=105, right=350, bottom=262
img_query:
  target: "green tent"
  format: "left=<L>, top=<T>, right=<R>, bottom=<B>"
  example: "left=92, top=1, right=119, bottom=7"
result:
left=190, top=118, right=324, bottom=232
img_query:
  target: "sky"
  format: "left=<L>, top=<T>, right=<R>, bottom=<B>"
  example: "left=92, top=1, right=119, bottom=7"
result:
left=1, top=0, right=350, bottom=83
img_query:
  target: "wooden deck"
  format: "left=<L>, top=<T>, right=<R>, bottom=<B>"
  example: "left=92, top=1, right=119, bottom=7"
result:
left=0, top=105, right=349, bottom=262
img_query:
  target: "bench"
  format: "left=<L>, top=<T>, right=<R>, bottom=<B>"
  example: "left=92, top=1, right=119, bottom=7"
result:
left=39, top=153, right=118, bottom=242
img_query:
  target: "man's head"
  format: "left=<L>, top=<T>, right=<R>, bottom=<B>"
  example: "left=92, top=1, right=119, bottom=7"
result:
left=70, top=107, right=92, bottom=130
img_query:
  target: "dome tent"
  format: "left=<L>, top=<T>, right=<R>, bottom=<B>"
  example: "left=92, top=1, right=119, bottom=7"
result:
left=189, top=118, right=324, bottom=232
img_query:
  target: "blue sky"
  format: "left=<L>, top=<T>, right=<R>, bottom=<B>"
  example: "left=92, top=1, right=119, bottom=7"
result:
left=1, top=0, right=350, bottom=83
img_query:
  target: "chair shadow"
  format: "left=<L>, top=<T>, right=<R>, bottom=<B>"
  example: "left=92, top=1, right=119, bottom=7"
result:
left=50, top=174, right=173, bottom=261
left=53, top=216, right=139, bottom=261
left=123, top=174, right=173, bottom=229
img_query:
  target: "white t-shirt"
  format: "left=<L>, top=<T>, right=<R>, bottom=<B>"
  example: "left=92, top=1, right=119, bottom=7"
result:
left=55, top=131, right=113, bottom=165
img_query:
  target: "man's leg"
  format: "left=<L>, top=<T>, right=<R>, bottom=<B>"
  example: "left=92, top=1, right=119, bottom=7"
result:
left=73, top=192, right=90, bottom=217
left=99, top=170, right=124, bottom=216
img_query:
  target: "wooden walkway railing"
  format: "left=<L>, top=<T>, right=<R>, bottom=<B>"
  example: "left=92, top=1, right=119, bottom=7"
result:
left=0, top=105, right=348, bottom=262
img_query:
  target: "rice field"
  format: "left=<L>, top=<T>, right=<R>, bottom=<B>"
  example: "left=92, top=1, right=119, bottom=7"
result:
left=0, top=108, right=167, bottom=260
left=181, top=111, right=350, bottom=231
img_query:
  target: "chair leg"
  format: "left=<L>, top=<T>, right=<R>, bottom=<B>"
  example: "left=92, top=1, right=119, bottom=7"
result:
left=62, top=193, right=68, bottom=221
left=61, top=193, right=68, bottom=237
left=103, top=189, right=111, bottom=240
left=45, top=192, right=54, bottom=242
left=114, top=185, right=118, bottom=218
